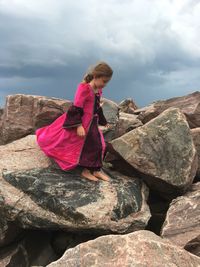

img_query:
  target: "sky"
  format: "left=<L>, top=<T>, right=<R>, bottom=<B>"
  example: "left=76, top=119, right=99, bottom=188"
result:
left=0, top=0, right=200, bottom=108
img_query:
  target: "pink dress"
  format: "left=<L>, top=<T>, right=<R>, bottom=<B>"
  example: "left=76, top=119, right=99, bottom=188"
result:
left=35, top=82, right=107, bottom=170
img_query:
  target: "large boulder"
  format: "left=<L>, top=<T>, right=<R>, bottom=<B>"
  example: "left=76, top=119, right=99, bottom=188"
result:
left=47, top=230, right=200, bottom=267
left=191, top=128, right=200, bottom=180
left=161, top=182, right=200, bottom=248
left=111, top=108, right=198, bottom=198
left=0, top=94, right=71, bottom=144
left=0, top=135, right=150, bottom=234
left=136, top=91, right=200, bottom=128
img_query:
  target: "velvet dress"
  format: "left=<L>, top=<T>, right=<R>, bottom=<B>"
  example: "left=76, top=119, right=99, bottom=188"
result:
left=35, top=82, right=107, bottom=171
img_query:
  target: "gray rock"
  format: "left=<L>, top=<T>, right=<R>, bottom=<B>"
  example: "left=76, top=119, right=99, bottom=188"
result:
left=114, top=112, right=143, bottom=138
left=111, top=108, right=198, bottom=198
left=2, top=167, right=150, bottom=234
left=1, top=94, right=71, bottom=144
left=118, top=98, right=139, bottom=114
left=0, top=135, right=150, bottom=233
left=101, top=98, right=119, bottom=124
left=161, top=182, right=200, bottom=248
left=137, top=91, right=200, bottom=128
left=191, top=128, right=200, bottom=180
left=101, top=112, right=143, bottom=145
left=46, top=230, right=200, bottom=267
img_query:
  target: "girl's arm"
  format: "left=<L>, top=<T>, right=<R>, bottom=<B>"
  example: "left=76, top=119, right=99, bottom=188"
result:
left=63, top=83, right=89, bottom=129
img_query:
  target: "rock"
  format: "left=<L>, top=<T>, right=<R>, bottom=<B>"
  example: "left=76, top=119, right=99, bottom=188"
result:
left=0, top=134, right=52, bottom=172
left=0, top=108, right=3, bottom=145
left=191, top=128, right=200, bottom=180
left=137, top=91, right=200, bottom=128
left=114, top=112, right=143, bottom=138
left=118, top=98, right=139, bottom=114
left=111, top=108, right=198, bottom=198
left=46, top=230, right=200, bottom=267
left=100, top=111, right=142, bottom=142
left=1, top=94, right=71, bottom=144
left=0, top=135, right=150, bottom=233
left=161, top=182, right=200, bottom=248
left=184, top=235, right=200, bottom=257
left=2, top=167, right=150, bottom=234
left=101, top=98, right=119, bottom=124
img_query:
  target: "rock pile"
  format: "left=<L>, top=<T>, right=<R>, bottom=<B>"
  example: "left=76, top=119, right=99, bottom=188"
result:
left=0, top=91, right=199, bottom=266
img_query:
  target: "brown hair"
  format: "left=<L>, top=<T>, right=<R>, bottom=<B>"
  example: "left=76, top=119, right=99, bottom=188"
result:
left=83, top=61, right=113, bottom=83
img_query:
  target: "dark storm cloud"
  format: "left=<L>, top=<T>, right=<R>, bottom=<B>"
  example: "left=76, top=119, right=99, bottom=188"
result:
left=0, top=0, right=199, bottom=108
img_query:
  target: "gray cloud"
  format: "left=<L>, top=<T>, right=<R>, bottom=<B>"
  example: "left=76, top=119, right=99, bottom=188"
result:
left=0, top=0, right=199, bottom=108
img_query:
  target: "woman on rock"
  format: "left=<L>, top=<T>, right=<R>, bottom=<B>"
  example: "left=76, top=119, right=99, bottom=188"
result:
left=36, top=61, right=113, bottom=182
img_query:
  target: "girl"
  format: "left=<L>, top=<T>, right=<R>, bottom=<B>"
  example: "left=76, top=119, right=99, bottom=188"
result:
left=36, top=62, right=113, bottom=182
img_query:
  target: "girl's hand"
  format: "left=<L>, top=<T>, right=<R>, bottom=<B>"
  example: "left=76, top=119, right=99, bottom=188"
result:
left=77, top=125, right=86, bottom=137
left=105, top=123, right=111, bottom=129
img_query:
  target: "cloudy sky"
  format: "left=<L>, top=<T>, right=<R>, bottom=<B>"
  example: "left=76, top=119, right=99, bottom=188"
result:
left=0, top=0, right=200, bottom=108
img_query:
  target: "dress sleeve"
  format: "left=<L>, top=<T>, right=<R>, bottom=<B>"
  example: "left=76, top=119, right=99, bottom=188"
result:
left=97, top=106, right=108, bottom=126
left=97, top=88, right=108, bottom=126
left=63, top=83, right=89, bottom=129
left=63, top=105, right=83, bottom=128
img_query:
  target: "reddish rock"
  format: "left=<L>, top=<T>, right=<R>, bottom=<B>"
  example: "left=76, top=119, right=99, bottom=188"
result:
left=161, top=182, right=200, bottom=248
left=137, top=91, right=200, bottom=128
left=47, top=230, right=200, bottom=267
left=1, top=94, right=71, bottom=144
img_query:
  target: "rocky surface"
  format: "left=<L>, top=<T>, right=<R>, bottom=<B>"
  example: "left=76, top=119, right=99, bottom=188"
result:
left=0, top=135, right=150, bottom=234
left=47, top=230, right=200, bottom=267
left=101, top=97, right=119, bottom=124
left=161, top=182, right=200, bottom=248
left=102, top=111, right=143, bottom=142
left=191, top=128, right=200, bottom=179
left=114, top=112, right=143, bottom=138
left=136, top=91, right=200, bottom=128
left=118, top=98, right=138, bottom=113
left=0, top=94, right=71, bottom=145
left=0, top=91, right=200, bottom=266
left=111, top=108, right=198, bottom=198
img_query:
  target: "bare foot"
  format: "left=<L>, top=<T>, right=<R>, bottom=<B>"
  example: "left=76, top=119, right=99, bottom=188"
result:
left=93, top=171, right=110, bottom=181
left=81, top=169, right=99, bottom=182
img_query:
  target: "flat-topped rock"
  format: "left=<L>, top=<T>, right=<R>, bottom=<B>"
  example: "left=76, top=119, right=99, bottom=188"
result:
left=0, top=135, right=150, bottom=234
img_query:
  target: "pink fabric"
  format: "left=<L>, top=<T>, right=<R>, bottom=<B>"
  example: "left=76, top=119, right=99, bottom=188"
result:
left=35, top=83, right=106, bottom=170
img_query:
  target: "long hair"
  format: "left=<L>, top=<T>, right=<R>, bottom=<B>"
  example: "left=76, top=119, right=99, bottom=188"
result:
left=83, top=61, right=113, bottom=83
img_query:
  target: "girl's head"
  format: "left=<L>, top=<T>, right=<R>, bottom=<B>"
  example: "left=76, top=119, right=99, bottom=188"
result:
left=83, top=61, right=113, bottom=88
